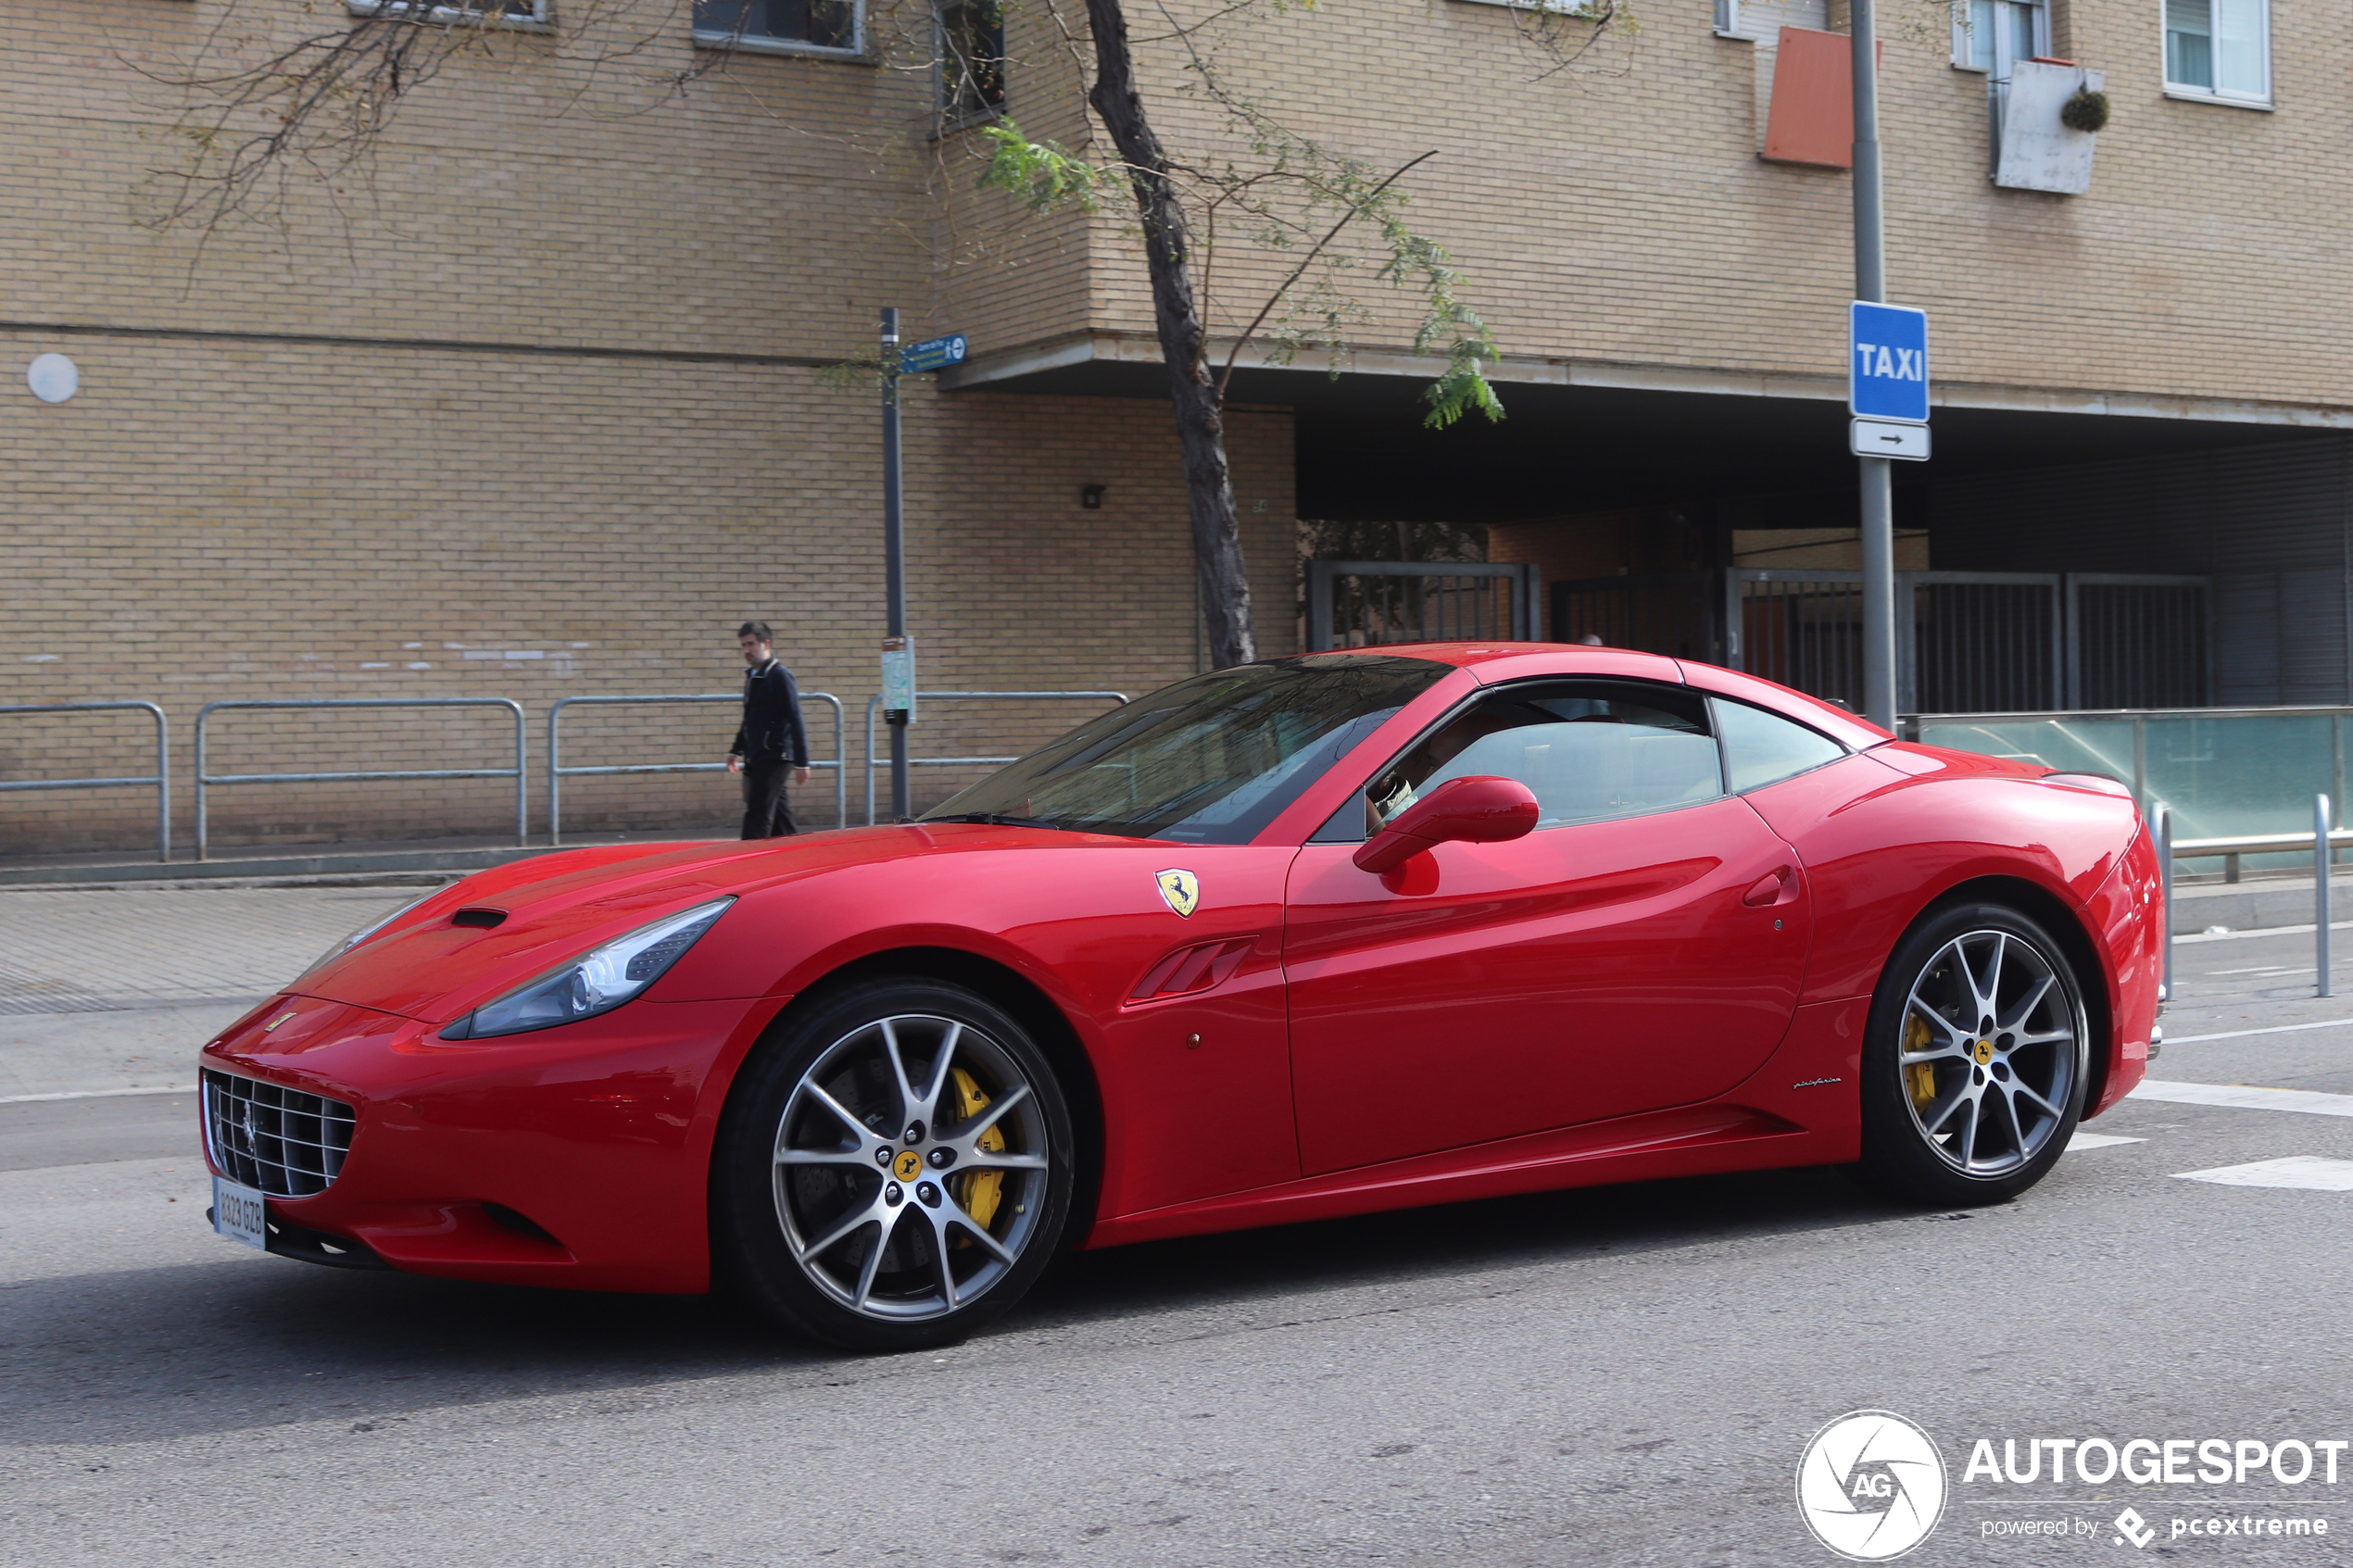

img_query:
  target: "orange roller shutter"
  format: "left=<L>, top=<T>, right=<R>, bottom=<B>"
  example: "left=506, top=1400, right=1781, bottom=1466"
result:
left=1762, top=27, right=1880, bottom=169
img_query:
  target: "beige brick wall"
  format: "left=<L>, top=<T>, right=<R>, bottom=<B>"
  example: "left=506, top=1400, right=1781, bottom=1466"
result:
left=0, top=0, right=1293, bottom=857
left=11, top=0, right=2339, bottom=855
left=0, top=338, right=1293, bottom=855
left=1053, top=0, right=2353, bottom=412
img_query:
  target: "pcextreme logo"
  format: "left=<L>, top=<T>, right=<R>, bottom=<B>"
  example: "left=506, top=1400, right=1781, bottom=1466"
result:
left=1797, top=1410, right=1949, bottom=1562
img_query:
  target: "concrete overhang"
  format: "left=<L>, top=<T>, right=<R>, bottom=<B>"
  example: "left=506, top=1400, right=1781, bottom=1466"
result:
left=942, top=328, right=2353, bottom=432
left=943, top=330, right=2353, bottom=523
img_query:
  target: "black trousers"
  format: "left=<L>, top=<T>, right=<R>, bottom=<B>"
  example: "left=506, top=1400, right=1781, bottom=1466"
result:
left=740, top=761, right=799, bottom=839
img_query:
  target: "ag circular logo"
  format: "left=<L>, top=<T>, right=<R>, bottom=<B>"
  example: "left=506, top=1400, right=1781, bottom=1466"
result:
left=1796, top=1410, right=1947, bottom=1561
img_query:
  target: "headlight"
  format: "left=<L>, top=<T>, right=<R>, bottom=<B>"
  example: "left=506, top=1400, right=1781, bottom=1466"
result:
left=439, top=897, right=736, bottom=1040
left=298, top=884, right=447, bottom=978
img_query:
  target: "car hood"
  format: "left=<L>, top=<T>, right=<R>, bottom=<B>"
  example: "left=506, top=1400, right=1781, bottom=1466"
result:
left=290, top=823, right=1102, bottom=1024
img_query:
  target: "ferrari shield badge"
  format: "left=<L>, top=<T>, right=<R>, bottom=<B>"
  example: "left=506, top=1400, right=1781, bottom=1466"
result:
left=1155, top=868, right=1200, bottom=918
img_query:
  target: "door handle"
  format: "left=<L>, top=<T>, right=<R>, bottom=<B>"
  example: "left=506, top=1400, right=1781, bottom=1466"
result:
left=1743, top=868, right=1796, bottom=908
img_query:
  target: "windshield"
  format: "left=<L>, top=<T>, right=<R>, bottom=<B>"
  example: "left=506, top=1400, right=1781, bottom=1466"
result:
left=922, top=655, right=1450, bottom=844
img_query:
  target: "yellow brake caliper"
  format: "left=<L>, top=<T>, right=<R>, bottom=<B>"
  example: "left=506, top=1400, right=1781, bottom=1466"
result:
left=1903, top=1013, right=1938, bottom=1110
left=949, top=1066, right=1006, bottom=1241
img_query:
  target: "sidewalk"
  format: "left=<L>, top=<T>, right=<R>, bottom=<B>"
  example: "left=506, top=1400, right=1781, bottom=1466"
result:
left=0, top=829, right=725, bottom=889
left=0, top=882, right=422, bottom=1098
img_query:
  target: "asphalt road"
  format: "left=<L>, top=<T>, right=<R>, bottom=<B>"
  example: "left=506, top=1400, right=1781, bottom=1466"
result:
left=5, top=904, right=2353, bottom=1566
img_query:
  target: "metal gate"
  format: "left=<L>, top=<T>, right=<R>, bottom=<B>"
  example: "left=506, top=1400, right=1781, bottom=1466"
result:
left=2066, top=573, right=2211, bottom=709
left=1551, top=569, right=2209, bottom=713
left=1552, top=571, right=1720, bottom=664
left=1306, top=560, right=1541, bottom=650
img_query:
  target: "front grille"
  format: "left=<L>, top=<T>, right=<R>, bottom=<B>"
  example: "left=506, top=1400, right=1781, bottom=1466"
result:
left=204, top=1069, right=356, bottom=1198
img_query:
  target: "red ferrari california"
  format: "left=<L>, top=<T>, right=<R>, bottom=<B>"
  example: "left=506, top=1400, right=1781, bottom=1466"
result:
left=200, top=645, right=2161, bottom=1348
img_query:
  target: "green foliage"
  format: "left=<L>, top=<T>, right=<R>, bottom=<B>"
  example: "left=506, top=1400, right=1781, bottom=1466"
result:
left=1377, top=227, right=1504, bottom=429
left=975, top=122, right=1113, bottom=213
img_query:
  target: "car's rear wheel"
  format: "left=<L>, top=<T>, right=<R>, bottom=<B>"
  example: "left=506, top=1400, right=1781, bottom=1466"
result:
left=713, top=978, right=1075, bottom=1350
left=1856, top=902, right=2089, bottom=1206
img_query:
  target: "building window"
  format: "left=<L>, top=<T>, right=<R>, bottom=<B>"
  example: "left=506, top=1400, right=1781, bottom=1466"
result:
left=2164, top=0, right=2270, bottom=101
left=1952, top=0, right=2046, bottom=74
left=693, top=0, right=862, bottom=56
left=346, top=0, right=550, bottom=25
left=937, top=0, right=1006, bottom=125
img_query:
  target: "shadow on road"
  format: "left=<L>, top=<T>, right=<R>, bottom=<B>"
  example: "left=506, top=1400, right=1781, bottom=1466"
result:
left=2, top=1161, right=1924, bottom=1449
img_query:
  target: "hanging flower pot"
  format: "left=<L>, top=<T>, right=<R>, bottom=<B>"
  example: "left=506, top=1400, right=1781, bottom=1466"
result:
left=2060, top=88, right=2111, bottom=132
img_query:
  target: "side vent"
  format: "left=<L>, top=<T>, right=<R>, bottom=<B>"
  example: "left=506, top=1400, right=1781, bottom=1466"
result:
left=1129, top=937, right=1256, bottom=1003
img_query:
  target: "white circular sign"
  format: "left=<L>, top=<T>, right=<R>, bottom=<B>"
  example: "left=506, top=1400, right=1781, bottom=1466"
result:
left=27, top=353, right=80, bottom=404
left=1795, top=1410, right=1947, bottom=1561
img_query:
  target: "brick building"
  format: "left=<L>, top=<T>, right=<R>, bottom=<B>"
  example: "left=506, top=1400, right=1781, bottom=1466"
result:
left=3, top=0, right=2347, bottom=857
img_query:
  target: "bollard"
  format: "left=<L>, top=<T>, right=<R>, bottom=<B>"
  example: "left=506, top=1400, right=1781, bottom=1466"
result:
left=2155, top=801, right=2172, bottom=1003
left=2319, top=795, right=2334, bottom=999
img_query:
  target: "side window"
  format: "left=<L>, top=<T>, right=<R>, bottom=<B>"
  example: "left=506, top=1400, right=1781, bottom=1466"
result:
left=1713, top=697, right=1846, bottom=793
left=1364, top=681, right=1725, bottom=834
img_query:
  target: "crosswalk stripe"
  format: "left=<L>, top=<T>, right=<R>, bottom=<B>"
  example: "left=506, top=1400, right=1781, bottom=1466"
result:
left=2163, top=1018, right=2353, bottom=1044
left=2174, top=1156, right=2353, bottom=1192
left=2130, top=1079, right=2353, bottom=1117
left=0, top=1084, right=198, bottom=1106
left=2068, top=1131, right=2146, bottom=1149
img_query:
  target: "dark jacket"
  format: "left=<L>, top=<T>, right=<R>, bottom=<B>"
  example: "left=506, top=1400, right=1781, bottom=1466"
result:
left=731, top=659, right=810, bottom=767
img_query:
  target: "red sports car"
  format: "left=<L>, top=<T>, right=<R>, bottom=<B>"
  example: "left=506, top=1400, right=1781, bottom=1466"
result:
left=200, top=645, right=2161, bottom=1348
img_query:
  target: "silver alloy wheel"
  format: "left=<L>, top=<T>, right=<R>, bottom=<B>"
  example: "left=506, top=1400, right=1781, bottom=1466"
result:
left=772, top=1013, right=1051, bottom=1322
left=1898, top=928, right=2082, bottom=1176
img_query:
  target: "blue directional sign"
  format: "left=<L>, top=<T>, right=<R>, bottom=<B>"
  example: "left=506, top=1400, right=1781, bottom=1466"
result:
left=900, top=333, right=968, bottom=375
left=1848, top=302, right=1929, bottom=424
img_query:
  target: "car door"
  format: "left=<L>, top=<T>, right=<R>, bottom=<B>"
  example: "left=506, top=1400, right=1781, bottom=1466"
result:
left=1283, top=678, right=1814, bottom=1175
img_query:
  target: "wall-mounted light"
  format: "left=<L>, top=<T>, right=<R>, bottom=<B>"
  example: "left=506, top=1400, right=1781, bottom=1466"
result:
left=1080, top=484, right=1106, bottom=509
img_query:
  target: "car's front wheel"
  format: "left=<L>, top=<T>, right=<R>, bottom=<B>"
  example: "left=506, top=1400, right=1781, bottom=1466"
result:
left=1856, top=902, right=2089, bottom=1206
left=713, top=978, right=1075, bottom=1350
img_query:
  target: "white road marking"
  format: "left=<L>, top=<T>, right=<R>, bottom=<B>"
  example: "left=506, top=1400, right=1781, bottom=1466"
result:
left=2068, top=1131, right=2146, bottom=1149
left=2207, top=964, right=2312, bottom=976
left=2174, top=1156, right=2353, bottom=1192
left=2161, top=1018, right=2353, bottom=1044
left=2178, top=921, right=2353, bottom=945
left=0, top=1085, right=197, bottom=1105
left=2131, top=1079, right=2353, bottom=1117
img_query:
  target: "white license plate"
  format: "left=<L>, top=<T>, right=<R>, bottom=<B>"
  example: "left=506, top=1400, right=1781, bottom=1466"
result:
left=212, top=1175, right=269, bottom=1251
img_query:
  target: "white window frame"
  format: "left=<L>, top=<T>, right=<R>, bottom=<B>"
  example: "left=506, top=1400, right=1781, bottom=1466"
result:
left=345, top=0, right=553, bottom=30
left=2160, top=0, right=2272, bottom=107
left=1949, top=0, right=2049, bottom=76
left=690, top=0, right=867, bottom=58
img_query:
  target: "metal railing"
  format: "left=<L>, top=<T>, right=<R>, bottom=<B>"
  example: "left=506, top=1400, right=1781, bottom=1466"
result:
left=862, top=691, right=1129, bottom=825
left=2154, top=798, right=2345, bottom=998
left=195, top=698, right=527, bottom=861
left=547, top=692, right=846, bottom=845
left=0, top=702, right=170, bottom=862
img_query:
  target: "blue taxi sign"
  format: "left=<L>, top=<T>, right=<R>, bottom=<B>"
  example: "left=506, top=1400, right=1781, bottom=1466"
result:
left=1848, top=302, right=1929, bottom=424
left=900, top=333, right=968, bottom=374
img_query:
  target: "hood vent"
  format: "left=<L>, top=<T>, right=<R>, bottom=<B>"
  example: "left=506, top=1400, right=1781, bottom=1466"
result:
left=452, top=908, right=510, bottom=929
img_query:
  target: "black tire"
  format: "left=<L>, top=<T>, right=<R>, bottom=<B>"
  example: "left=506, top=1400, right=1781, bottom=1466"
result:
left=712, top=977, right=1076, bottom=1351
left=1856, top=901, right=2090, bottom=1207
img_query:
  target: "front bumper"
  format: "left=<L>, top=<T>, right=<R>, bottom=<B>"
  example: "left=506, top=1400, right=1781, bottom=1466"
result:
left=199, top=990, right=786, bottom=1293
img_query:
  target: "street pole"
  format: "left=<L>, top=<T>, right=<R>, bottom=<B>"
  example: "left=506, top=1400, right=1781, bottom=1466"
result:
left=1852, top=0, right=1898, bottom=731
left=881, top=307, right=912, bottom=822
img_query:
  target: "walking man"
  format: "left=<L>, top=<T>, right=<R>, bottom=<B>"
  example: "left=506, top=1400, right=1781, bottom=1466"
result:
left=725, top=621, right=811, bottom=838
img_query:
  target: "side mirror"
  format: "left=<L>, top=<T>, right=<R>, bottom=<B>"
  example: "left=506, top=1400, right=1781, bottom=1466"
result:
left=1353, top=775, right=1540, bottom=874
